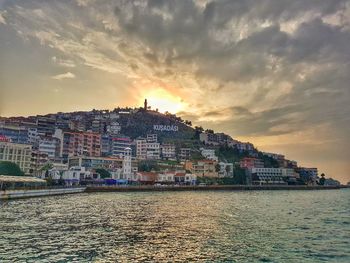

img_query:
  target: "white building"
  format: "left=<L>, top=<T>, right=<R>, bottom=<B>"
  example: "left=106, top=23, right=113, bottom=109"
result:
left=184, top=173, right=197, bottom=185
left=27, top=128, right=39, bottom=145
left=251, top=168, right=295, bottom=185
left=38, top=137, right=59, bottom=159
left=122, top=147, right=133, bottom=180
left=62, top=166, right=99, bottom=186
left=135, top=138, right=147, bottom=159
left=179, top=148, right=191, bottom=161
left=0, top=142, right=32, bottom=175
left=157, top=172, right=175, bottom=183
left=107, top=121, right=121, bottom=135
left=146, top=142, right=160, bottom=160
left=161, top=143, right=176, bottom=160
left=218, top=162, right=234, bottom=177
left=236, top=142, right=254, bottom=152
left=200, top=148, right=218, bottom=162
left=147, top=134, right=158, bottom=143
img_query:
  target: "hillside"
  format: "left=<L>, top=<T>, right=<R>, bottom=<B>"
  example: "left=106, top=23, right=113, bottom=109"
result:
left=119, top=109, right=196, bottom=141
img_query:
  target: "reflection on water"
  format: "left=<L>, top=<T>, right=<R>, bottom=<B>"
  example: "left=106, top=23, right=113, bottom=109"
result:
left=1, top=190, right=349, bottom=262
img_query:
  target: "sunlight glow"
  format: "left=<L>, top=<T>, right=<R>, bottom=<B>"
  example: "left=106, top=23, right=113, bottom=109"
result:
left=141, top=88, right=185, bottom=114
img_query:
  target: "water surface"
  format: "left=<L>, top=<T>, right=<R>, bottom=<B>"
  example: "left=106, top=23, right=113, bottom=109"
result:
left=1, top=189, right=349, bottom=262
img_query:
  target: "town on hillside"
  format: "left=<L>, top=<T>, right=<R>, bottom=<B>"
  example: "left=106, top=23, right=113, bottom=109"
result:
left=0, top=100, right=339, bottom=187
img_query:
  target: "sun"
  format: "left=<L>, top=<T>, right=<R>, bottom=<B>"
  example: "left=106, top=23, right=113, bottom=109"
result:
left=142, top=88, right=184, bottom=113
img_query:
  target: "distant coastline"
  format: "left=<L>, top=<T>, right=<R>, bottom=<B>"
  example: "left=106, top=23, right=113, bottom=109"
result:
left=86, top=184, right=344, bottom=192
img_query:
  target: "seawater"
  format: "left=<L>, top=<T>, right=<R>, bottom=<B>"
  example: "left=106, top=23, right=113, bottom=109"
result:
left=0, top=189, right=349, bottom=262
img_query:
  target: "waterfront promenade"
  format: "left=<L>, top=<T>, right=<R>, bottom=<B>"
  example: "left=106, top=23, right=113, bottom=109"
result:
left=1, top=184, right=344, bottom=200
left=86, top=184, right=341, bottom=192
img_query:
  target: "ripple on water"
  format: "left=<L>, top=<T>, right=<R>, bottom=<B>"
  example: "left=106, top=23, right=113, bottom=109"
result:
left=0, top=190, right=349, bottom=262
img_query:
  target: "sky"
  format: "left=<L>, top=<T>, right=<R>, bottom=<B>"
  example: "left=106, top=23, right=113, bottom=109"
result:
left=0, top=0, right=349, bottom=183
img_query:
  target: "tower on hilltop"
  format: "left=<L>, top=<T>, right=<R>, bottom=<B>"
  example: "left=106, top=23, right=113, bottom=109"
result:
left=144, top=99, right=148, bottom=110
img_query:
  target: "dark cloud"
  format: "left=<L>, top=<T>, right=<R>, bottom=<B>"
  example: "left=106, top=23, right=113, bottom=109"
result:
left=1, top=0, right=350, bottom=181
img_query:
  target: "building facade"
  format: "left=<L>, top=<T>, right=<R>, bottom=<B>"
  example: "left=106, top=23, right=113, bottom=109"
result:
left=200, top=148, right=218, bottom=161
left=110, top=137, right=132, bottom=158
left=161, top=143, right=176, bottom=160
left=54, top=129, right=101, bottom=160
left=0, top=142, right=32, bottom=175
left=192, top=160, right=218, bottom=177
left=135, top=138, right=147, bottom=159
left=0, top=125, right=29, bottom=144
left=250, top=168, right=295, bottom=185
left=240, top=157, right=264, bottom=169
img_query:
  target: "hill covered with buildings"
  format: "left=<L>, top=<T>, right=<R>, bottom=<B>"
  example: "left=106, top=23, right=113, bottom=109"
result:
left=0, top=101, right=334, bottom=186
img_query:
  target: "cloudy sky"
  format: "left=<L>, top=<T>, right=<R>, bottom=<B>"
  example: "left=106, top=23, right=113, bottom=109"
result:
left=0, top=0, right=349, bottom=183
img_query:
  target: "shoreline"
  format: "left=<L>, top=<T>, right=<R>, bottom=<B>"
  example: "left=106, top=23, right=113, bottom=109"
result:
left=85, top=185, right=343, bottom=192
left=1, top=185, right=347, bottom=200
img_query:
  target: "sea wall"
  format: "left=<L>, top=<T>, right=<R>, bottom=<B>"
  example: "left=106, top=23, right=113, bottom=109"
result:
left=0, top=187, right=86, bottom=200
left=86, top=185, right=341, bottom=192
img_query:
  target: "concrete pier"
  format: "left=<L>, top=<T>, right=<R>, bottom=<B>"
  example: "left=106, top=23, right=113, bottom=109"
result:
left=0, top=187, right=86, bottom=200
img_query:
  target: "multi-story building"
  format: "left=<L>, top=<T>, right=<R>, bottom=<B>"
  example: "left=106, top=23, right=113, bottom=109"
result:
left=101, top=134, right=111, bottom=156
left=36, top=116, right=56, bottom=136
left=0, top=141, right=32, bottom=175
left=179, top=148, right=191, bottom=161
left=250, top=168, right=295, bottom=185
left=107, top=121, right=121, bottom=135
left=30, top=150, right=49, bottom=176
left=38, top=136, right=60, bottom=159
left=157, top=172, right=175, bottom=184
left=146, top=142, right=160, bottom=160
left=240, top=157, right=264, bottom=169
left=54, top=129, right=101, bottom=161
left=0, top=125, right=29, bottom=144
left=146, top=134, right=158, bottom=143
left=192, top=160, right=218, bottom=177
left=91, top=119, right=104, bottom=133
left=200, top=148, right=218, bottom=161
left=199, top=132, right=232, bottom=146
left=68, top=156, right=123, bottom=170
left=295, top=167, right=318, bottom=184
left=27, top=128, right=39, bottom=145
left=236, top=142, right=254, bottom=152
left=161, top=143, right=176, bottom=160
left=122, top=148, right=132, bottom=180
left=263, top=152, right=286, bottom=166
left=218, top=162, right=234, bottom=177
left=135, top=138, right=147, bottom=160
left=110, top=137, right=132, bottom=158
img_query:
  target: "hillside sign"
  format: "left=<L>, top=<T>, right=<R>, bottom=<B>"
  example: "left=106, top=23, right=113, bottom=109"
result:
left=153, top=124, right=179, bottom=132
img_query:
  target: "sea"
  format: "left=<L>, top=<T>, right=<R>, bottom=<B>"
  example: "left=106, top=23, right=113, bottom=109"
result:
left=0, top=189, right=349, bottom=262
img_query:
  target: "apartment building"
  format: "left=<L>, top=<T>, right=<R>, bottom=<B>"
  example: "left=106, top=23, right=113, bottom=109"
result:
left=0, top=141, right=32, bottom=175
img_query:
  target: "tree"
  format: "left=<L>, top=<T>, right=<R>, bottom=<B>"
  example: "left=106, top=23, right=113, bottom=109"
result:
left=138, top=160, right=160, bottom=172
left=233, top=167, right=247, bottom=184
left=95, top=168, right=111, bottom=179
left=40, top=162, right=53, bottom=172
left=319, top=173, right=326, bottom=185
left=0, top=161, right=25, bottom=176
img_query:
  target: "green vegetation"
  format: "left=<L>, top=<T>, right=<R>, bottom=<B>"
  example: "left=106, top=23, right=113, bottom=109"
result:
left=119, top=110, right=195, bottom=141
left=319, top=173, right=326, bottom=185
left=196, top=168, right=247, bottom=185
left=216, top=145, right=249, bottom=163
left=138, top=160, right=160, bottom=172
left=232, top=167, right=247, bottom=184
left=95, top=168, right=111, bottom=179
left=0, top=161, right=25, bottom=176
left=257, top=152, right=280, bottom=168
